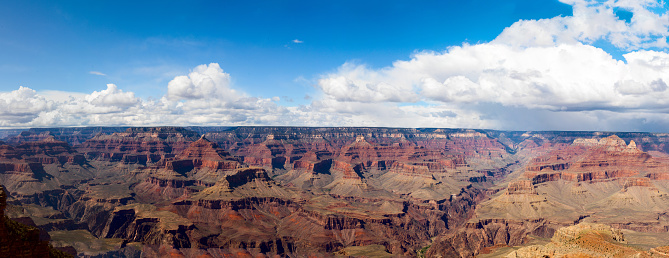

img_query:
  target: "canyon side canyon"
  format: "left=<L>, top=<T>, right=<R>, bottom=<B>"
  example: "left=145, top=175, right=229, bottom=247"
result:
left=1, top=126, right=669, bottom=257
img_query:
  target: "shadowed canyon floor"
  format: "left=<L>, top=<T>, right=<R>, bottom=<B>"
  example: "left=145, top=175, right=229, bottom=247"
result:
left=1, top=127, right=669, bottom=257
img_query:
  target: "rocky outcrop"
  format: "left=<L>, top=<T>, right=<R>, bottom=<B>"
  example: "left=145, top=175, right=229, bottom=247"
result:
left=229, top=133, right=336, bottom=173
left=331, top=160, right=361, bottom=180
left=507, top=223, right=646, bottom=258
left=175, top=136, right=242, bottom=171
left=77, top=127, right=199, bottom=165
left=445, top=132, right=508, bottom=159
left=623, top=177, right=655, bottom=189
left=3, top=127, right=129, bottom=146
left=133, top=137, right=244, bottom=202
left=0, top=137, right=85, bottom=166
left=522, top=135, right=666, bottom=188
left=0, top=162, right=47, bottom=175
left=0, top=186, right=71, bottom=257
left=426, top=218, right=563, bottom=257
left=646, top=172, right=669, bottom=180
left=162, top=185, right=484, bottom=256
left=456, top=135, right=669, bottom=257
left=3, top=131, right=58, bottom=145
left=528, top=136, right=656, bottom=173
left=0, top=161, right=53, bottom=196
left=506, top=180, right=536, bottom=195
left=101, top=204, right=193, bottom=248
left=526, top=169, right=640, bottom=184
left=388, top=162, right=431, bottom=178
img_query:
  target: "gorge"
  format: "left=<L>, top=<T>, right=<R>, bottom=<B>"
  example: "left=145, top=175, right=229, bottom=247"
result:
left=1, top=126, right=669, bottom=257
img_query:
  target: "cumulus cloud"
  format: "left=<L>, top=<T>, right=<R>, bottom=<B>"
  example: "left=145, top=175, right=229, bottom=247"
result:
left=615, top=78, right=667, bottom=95
left=308, top=0, right=669, bottom=131
left=0, top=87, right=53, bottom=125
left=166, top=63, right=236, bottom=101
left=0, top=63, right=297, bottom=128
left=86, top=84, right=139, bottom=108
left=3, top=0, right=669, bottom=131
left=318, top=63, right=420, bottom=103
left=495, top=0, right=669, bottom=50
left=318, top=43, right=653, bottom=111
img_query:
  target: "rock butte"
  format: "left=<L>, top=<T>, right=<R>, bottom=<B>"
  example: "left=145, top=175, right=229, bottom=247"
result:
left=0, top=127, right=668, bottom=256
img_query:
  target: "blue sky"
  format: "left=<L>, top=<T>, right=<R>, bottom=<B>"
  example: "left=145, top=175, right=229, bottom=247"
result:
left=2, top=0, right=669, bottom=132
left=1, top=0, right=571, bottom=101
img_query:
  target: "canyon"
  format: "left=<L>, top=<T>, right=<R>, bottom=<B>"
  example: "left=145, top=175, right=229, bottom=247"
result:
left=1, top=127, right=669, bottom=257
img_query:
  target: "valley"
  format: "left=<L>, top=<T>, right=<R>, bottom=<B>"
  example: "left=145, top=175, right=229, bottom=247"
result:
left=1, top=126, right=668, bottom=257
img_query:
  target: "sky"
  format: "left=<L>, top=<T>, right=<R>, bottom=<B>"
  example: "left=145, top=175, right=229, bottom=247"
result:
left=1, top=0, right=669, bottom=132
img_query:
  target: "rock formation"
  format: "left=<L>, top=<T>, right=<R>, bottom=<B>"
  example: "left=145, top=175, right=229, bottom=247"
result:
left=133, top=136, right=243, bottom=202
left=0, top=185, right=72, bottom=257
left=2, top=127, right=669, bottom=256
left=77, top=127, right=199, bottom=165
left=507, top=223, right=649, bottom=257
left=1, top=136, right=85, bottom=165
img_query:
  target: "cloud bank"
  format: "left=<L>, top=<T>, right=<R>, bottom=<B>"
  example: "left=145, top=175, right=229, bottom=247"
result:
left=3, top=0, right=669, bottom=132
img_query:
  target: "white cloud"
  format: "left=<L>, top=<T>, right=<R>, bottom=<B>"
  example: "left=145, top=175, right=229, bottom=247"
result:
left=615, top=78, right=667, bottom=95
left=305, top=0, right=669, bottom=131
left=496, top=0, right=669, bottom=50
left=166, top=63, right=236, bottom=101
left=318, top=43, right=642, bottom=110
left=86, top=84, right=139, bottom=108
left=0, top=63, right=296, bottom=128
left=312, top=42, right=669, bottom=130
left=89, top=71, right=107, bottom=76
left=0, top=87, right=53, bottom=126
left=39, top=90, right=87, bottom=101
left=3, top=1, right=669, bottom=131
left=318, top=63, right=420, bottom=103
left=293, top=39, right=303, bottom=43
